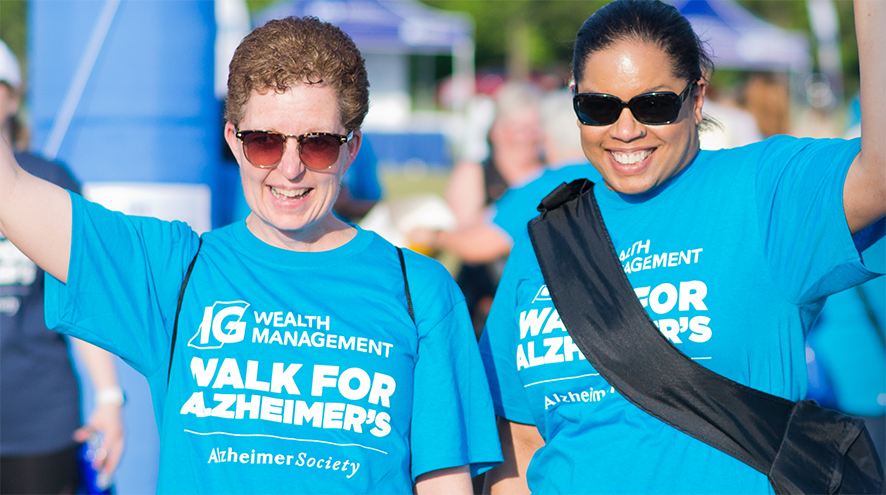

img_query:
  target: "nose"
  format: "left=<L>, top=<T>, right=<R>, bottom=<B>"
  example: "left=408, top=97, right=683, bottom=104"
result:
left=274, top=140, right=306, bottom=180
left=609, top=107, right=646, bottom=142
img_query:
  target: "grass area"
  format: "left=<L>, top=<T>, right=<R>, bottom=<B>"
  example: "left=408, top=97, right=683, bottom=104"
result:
left=379, top=168, right=450, bottom=201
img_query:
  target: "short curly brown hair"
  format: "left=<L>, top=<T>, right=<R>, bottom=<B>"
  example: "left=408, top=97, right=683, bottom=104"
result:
left=225, top=17, right=369, bottom=132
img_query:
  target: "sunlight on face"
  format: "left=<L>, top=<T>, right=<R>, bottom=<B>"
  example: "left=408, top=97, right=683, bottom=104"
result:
left=225, top=84, right=358, bottom=249
left=576, top=39, right=705, bottom=195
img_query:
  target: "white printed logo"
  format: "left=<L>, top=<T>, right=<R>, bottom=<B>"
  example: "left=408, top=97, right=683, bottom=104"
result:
left=532, top=285, right=551, bottom=303
left=188, top=301, right=250, bottom=349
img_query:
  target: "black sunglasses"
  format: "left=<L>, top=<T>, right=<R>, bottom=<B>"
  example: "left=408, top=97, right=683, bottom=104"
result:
left=573, top=81, right=697, bottom=126
left=235, top=129, right=351, bottom=170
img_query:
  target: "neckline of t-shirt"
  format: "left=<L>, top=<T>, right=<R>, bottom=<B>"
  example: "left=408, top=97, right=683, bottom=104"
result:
left=230, top=220, right=374, bottom=266
left=594, top=149, right=708, bottom=209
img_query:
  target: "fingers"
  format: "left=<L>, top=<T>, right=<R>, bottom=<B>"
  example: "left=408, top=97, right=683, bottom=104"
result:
left=79, top=403, right=125, bottom=475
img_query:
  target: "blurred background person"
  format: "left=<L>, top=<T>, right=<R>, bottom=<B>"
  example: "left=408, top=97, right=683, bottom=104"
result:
left=738, top=71, right=792, bottom=138
left=334, top=134, right=383, bottom=224
left=435, top=81, right=545, bottom=332
left=444, top=81, right=545, bottom=228
left=0, top=39, right=124, bottom=495
left=410, top=87, right=600, bottom=335
left=698, top=82, right=764, bottom=150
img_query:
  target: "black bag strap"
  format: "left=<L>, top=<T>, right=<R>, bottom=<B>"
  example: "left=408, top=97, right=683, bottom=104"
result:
left=168, top=237, right=203, bottom=389
left=397, top=247, right=415, bottom=324
left=528, top=179, right=883, bottom=494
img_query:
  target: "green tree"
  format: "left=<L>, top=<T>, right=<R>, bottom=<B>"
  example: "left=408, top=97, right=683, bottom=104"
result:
left=420, top=0, right=860, bottom=95
left=0, top=1, right=28, bottom=84
left=421, top=0, right=606, bottom=81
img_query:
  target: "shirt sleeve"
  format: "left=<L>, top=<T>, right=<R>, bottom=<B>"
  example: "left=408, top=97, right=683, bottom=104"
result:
left=345, top=137, right=382, bottom=201
left=406, top=251, right=503, bottom=480
left=479, top=234, right=537, bottom=425
left=44, top=192, right=200, bottom=375
left=754, top=136, right=882, bottom=305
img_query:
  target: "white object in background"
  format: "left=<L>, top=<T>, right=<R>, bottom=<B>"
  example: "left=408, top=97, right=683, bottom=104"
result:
left=83, top=182, right=212, bottom=234
left=360, top=194, right=457, bottom=248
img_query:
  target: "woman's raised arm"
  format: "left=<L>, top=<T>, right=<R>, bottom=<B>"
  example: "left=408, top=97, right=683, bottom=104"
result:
left=0, top=136, right=73, bottom=283
left=843, top=0, right=885, bottom=234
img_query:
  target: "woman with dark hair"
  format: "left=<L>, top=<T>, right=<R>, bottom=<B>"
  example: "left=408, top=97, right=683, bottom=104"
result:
left=480, top=0, right=883, bottom=493
left=0, top=17, right=501, bottom=494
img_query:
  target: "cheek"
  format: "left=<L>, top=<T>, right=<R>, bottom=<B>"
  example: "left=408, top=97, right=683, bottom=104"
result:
left=579, top=128, right=604, bottom=152
left=240, top=165, right=267, bottom=191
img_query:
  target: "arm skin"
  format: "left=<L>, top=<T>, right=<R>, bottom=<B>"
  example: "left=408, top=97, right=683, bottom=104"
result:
left=483, top=417, right=544, bottom=495
left=71, top=339, right=125, bottom=476
left=0, top=136, right=72, bottom=283
left=414, top=465, right=473, bottom=495
left=409, top=223, right=513, bottom=264
left=445, top=160, right=487, bottom=227
left=844, top=0, right=885, bottom=234
left=333, top=183, right=378, bottom=222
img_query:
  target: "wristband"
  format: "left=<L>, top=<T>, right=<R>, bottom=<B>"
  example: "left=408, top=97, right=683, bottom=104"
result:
left=96, top=386, right=125, bottom=407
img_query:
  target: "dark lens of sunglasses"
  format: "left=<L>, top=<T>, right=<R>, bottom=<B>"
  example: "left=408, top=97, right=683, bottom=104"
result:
left=575, top=96, right=622, bottom=126
left=299, top=135, right=342, bottom=170
left=631, top=94, right=681, bottom=124
left=243, top=132, right=285, bottom=167
left=575, top=93, right=684, bottom=126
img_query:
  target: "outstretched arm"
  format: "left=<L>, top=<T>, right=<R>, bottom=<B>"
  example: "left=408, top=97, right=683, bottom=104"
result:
left=409, top=223, right=513, bottom=264
left=0, top=136, right=73, bottom=282
left=446, top=160, right=487, bottom=227
left=843, top=0, right=885, bottom=234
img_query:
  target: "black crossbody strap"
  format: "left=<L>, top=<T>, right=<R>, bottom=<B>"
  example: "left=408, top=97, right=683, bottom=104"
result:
left=168, top=237, right=203, bottom=389
left=397, top=247, right=415, bottom=324
left=527, top=179, right=882, bottom=494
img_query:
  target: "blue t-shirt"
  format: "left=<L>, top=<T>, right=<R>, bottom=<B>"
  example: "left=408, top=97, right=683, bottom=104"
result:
left=46, top=196, right=501, bottom=494
left=336, top=136, right=382, bottom=224
left=480, top=136, right=882, bottom=494
left=490, top=162, right=599, bottom=244
left=0, top=152, right=82, bottom=456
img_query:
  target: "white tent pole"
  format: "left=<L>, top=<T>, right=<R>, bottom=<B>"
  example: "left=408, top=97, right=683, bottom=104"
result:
left=43, top=0, right=121, bottom=161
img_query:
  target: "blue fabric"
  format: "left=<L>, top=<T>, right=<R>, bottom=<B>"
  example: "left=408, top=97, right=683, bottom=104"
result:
left=490, top=162, right=600, bottom=243
left=806, top=234, right=885, bottom=417
left=343, top=136, right=382, bottom=203
left=480, top=136, right=882, bottom=494
left=337, top=136, right=383, bottom=224
left=46, top=196, right=501, bottom=494
left=0, top=153, right=82, bottom=456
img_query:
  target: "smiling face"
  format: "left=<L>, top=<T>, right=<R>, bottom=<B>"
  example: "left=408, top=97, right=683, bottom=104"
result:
left=576, top=38, right=705, bottom=195
left=224, top=83, right=360, bottom=250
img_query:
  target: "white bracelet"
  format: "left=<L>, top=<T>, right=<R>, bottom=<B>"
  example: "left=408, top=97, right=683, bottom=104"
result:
left=96, top=386, right=125, bottom=407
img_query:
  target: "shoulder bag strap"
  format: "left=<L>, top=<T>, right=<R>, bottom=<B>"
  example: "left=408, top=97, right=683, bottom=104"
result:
left=396, top=247, right=415, bottom=324
left=168, top=237, right=203, bottom=389
left=527, top=179, right=882, bottom=494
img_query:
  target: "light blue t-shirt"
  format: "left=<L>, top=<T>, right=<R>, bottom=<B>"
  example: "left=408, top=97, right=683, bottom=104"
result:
left=489, top=162, right=600, bottom=244
left=480, top=136, right=882, bottom=494
left=46, top=195, right=502, bottom=494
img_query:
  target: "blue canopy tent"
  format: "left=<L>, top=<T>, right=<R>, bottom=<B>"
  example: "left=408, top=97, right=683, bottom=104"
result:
left=671, top=0, right=812, bottom=73
left=254, top=0, right=474, bottom=56
left=253, top=0, right=476, bottom=169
